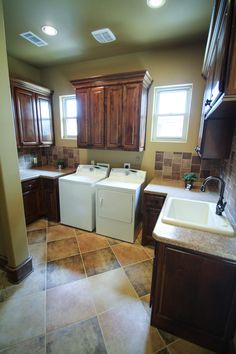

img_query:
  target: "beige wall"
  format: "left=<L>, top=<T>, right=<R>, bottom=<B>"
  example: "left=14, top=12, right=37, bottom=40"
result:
left=8, top=55, right=41, bottom=84
left=40, top=42, right=205, bottom=181
left=0, top=0, right=29, bottom=266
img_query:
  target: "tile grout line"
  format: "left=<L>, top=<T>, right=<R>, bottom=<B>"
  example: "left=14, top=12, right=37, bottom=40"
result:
left=75, top=233, right=88, bottom=279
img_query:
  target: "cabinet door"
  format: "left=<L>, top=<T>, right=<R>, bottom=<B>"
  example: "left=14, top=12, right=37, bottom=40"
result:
left=76, top=88, right=90, bottom=147
left=90, top=87, right=105, bottom=148
left=14, top=88, right=39, bottom=145
left=22, top=179, right=41, bottom=224
left=37, top=95, right=54, bottom=145
left=105, top=85, right=123, bottom=149
left=151, top=243, right=236, bottom=352
left=142, top=193, right=165, bottom=246
left=122, top=83, right=141, bottom=151
left=41, top=179, right=60, bottom=222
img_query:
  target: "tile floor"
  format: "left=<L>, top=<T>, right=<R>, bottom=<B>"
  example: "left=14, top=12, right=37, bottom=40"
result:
left=0, top=219, right=217, bottom=354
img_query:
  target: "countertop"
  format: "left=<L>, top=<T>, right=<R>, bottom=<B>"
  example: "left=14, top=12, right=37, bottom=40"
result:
left=147, top=178, right=236, bottom=262
left=20, top=165, right=76, bottom=182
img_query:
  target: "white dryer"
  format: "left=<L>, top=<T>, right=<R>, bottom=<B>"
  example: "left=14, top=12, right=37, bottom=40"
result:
left=59, top=164, right=109, bottom=231
left=95, top=168, right=146, bottom=243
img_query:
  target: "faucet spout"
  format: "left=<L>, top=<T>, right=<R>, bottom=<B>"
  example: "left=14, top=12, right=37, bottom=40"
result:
left=200, top=176, right=226, bottom=216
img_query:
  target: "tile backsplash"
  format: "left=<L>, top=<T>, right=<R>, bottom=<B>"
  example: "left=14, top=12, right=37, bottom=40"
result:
left=154, top=151, right=221, bottom=181
left=18, top=146, right=80, bottom=169
left=220, top=125, right=236, bottom=229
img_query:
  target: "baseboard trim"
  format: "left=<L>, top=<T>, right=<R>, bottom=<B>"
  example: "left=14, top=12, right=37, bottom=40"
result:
left=5, top=256, right=33, bottom=283
left=0, top=255, right=8, bottom=269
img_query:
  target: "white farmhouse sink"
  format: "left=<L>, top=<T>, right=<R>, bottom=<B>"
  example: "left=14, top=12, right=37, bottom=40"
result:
left=162, top=197, right=235, bottom=236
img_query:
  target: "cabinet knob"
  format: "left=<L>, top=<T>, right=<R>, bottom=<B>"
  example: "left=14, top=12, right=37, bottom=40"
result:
left=205, top=99, right=212, bottom=106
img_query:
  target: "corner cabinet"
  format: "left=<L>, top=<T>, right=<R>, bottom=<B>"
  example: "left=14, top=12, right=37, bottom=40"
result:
left=142, top=193, right=165, bottom=246
left=71, top=71, right=152, bottom=151
left=11, top=79, right=54, bottom=147
left=151, top=242, right=236, bottom=353
left=196, top=0, right=236, bottom=159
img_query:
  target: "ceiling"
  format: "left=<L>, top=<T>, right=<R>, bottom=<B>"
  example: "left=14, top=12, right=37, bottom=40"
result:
left=3, top=0, right=214, bottom=68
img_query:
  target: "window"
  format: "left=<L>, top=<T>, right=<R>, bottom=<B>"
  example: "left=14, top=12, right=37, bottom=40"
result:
left=151, top=84, right=192, bottom=142
left=60, top=95, right=77, bottom=139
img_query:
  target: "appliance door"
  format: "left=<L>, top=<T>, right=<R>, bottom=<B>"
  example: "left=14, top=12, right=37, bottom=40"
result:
left=97, top=189, right=133, bottom=223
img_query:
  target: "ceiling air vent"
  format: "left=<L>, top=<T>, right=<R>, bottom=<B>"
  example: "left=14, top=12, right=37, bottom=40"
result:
left=19, top=31, right=48, bottom=47
left=91, top=28, right=116, bottom=43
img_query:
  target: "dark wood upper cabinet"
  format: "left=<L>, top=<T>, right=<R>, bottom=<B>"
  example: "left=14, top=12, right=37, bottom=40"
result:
left=71, top=70, right=152, bottom=151
left=196, top=0, right=236, bottom=159
left=36, top=95, right=54, bottom=145
left=11, top=79, right=54, bottom=147
left=105, top=85, right=123, bottom=149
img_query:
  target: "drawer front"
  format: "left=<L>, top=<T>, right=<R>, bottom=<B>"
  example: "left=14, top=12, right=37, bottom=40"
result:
left=144, top=194, right=165, bottom=209
left=22, top=178, right=39, bottom=192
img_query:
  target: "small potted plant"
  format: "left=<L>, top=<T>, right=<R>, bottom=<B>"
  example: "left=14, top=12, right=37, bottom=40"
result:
left=57, top=159, right=65, bottom=170
left=182, top=172, right=197, bottom=190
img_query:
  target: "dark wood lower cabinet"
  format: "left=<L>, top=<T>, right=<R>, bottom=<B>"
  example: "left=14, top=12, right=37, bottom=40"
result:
left=41, top=178, right=60, bottom=222
left=142, top=193, right=165, bottom=246
left=22, top=177, right=60, bottom=224
left=151, top=242, right=236, bottom=353
left=22, top=179, right=41, bottom=224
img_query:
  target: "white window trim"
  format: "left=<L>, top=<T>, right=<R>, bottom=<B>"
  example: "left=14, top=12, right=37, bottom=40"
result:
left=59, top=94, right=77, bottom=139
left=151, top=84, right=192, bottom=143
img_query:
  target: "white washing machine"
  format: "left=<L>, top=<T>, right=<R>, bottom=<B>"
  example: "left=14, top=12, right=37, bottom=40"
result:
left=95, top=168, right=146, bottom=243
left=59, top=164, right=109, bottom=231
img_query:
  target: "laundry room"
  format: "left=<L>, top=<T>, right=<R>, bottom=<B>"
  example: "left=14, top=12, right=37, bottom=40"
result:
left=1, top=0, right=236, bottom=353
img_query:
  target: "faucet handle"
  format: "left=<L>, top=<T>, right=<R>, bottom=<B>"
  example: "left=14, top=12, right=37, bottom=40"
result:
left=216, top=200, right=227, bottom=215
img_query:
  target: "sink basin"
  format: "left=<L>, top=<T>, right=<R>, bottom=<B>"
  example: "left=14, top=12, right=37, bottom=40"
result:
left=162, top=197, right=235, bottom=236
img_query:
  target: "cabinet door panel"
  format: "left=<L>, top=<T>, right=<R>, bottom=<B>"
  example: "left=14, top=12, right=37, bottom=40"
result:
left=123, top=83, right=141, bottom=150
left=76, top=88, right=90, bottom=147
left=37, top=95, right=54, bottom=145
left=105, top=85, right=123, bottom=149
left=90, top=87, right=105, bottom=148
left=15, top=88, right=39, bottom=145
left=152, top=245, right=236, bottom=338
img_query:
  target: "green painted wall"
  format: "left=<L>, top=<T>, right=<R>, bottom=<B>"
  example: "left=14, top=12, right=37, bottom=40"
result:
left=8, top=55, right=41, bottom=84
left=40, top=42, right=205, bottom=180
left=0, top=0, right=29, bottom=267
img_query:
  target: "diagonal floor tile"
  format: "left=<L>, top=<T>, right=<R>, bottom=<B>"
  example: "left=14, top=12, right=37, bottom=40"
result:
left=27, top=229, right=46, bottom=245
left=99, top=300, right=165, bottom=354
left=27, top=219, right=48, bottom=232
left=47, top=225, right=76, bottom=242
left=46, top=317, right=107, bottom=354
left=47, top=237, right=79, bottom=262
left=124, top=259, right=153, bottom=297
left=0, top=291, right=45, bottom=350
left=168, top=338, right=217, bottom=354
left=0, top=263, right=46, bottom=302
left=47, top=255, right=85, bottom=289
left=88, top=268, right=138, bottom=314
left=111, top=243, right=150, bottom=267
left=28, top=243, right=46, bottom=266
left=76, top=232, right=109, bottom=253
left=82, top=248, right=120, bottom=277
left=143, top=245, right=155, bottom=259
left=158, top=329, right=178, bottom=345
left=46, top=279, right=96, bottom=332
left=0, top=335, right=45, bottom=354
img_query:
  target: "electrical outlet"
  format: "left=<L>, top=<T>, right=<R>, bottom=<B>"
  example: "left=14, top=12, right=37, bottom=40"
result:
left=124, top=163, right=130, bottom=169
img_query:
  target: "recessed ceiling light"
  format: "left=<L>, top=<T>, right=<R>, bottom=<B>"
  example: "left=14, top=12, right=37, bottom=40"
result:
left=147, top=0, right=166, bottom=8
left=41, top=25, right=58, bottom=36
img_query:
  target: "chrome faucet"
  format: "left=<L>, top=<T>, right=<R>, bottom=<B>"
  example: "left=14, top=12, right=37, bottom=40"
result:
left=200, top=176, right=227, bottom=216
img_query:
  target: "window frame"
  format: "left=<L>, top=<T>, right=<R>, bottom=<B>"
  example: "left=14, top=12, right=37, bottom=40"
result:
left=151, top=84, right=192, bottom=143
left=59, top=94, right=77, bottom=139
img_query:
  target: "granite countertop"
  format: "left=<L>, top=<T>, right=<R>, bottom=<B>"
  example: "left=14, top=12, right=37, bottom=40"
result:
left=20, top=165, right=76, bottom=182
left=147, top=178, right=236, bottom=262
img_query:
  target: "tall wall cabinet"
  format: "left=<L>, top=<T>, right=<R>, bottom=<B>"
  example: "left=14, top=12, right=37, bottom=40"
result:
left=71, top=71, right=152, bottom=152
left=11, top=79, right=54, bottom=147
left=196, top=0, right=236, bottom=159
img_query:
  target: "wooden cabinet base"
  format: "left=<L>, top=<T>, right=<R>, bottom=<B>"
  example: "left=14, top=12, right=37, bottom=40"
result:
left=151, top=242, right=236, bottom=354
